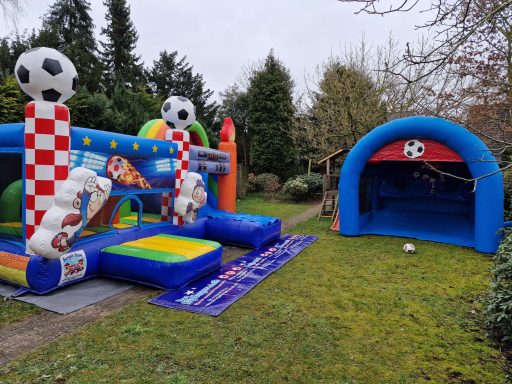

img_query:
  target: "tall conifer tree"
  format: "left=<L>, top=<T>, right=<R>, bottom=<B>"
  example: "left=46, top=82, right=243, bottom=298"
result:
left=247, top=51, right=296, bottom=179
left=147, top=50, right=217, bottom=129
left=37, top=0, right=102, bottom=92
left=101, top=0, right=143, bottom=92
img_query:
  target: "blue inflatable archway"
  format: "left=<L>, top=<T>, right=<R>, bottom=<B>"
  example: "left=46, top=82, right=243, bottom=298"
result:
left=338, top=116, right=504, bottom=253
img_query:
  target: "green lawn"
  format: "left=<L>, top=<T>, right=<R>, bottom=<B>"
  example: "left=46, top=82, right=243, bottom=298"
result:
left=237, top=192, right=317, bottom=220
left=0, top=299, right=41, bottom=330
left=0, top=218, right=508, bottom=383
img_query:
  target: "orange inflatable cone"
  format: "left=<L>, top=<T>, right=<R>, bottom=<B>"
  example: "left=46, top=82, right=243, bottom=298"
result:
left=218, top=117, right=237, bottom=212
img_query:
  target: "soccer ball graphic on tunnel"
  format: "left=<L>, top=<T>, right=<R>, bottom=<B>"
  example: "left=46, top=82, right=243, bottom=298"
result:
left=403, top=139, right=425, bottom=159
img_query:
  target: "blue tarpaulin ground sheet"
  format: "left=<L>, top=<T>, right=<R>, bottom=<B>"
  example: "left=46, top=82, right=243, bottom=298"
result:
left=149, top=234, right=318, bottom=316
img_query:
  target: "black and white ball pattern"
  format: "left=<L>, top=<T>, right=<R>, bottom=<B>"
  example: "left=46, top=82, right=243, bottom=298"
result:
left=403, top=139, right=425, bottom=159
left=14, top=47, right=78, bottom=103
left=161, top=96, right=196, bottom=130
left=403, top=243, right=416, bottom=254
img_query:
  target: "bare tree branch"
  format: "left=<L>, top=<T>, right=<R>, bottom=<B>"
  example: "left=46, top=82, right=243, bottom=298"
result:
left=424, top=160, right=512, bottom=192
left=0, top=0, right=24, bottom=28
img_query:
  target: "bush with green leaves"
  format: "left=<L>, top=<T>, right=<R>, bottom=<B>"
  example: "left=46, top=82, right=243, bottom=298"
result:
left=246, top=173, right=281, bottom=196
left=246, top=173, right=259, bottom=192
left=257, top=173, right=281, bottom=196
left=283, top=178, right=309, bottom=200
left=504, top=171, right=512, bottom=220
left=295, top=173, right=323, bottom=194
left=486, top=229, right=512, bottom=342
left=283, top=172, right=323, bottom=200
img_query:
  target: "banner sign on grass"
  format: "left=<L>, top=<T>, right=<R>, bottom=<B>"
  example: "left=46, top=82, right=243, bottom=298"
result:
left=148, top=234, right=318, bottom=316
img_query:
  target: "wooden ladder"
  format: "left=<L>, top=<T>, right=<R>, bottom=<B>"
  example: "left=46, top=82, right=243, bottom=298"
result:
left=318, top=192, right=338, bottom=220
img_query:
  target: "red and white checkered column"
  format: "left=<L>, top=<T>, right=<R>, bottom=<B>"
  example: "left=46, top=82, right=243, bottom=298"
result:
left=24, top=101, right=70, bottom=250
left=161, top=129, right=190, bottom=225
left=160, top=193, right=172, bottom=222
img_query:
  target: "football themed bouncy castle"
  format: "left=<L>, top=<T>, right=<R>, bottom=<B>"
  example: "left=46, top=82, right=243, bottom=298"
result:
left=0, top=47, right=281, bottom=294
left=337, top=116, right=505, bottom=253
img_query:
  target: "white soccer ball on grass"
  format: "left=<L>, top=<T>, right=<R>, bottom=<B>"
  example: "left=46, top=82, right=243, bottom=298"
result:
left=403, top=243, right=416, bottom=254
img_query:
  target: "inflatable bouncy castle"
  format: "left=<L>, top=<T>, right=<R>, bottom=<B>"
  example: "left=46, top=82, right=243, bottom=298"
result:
left=338, top=116, right=505, bottom=253
left=0, top=47, right=280, bottom=294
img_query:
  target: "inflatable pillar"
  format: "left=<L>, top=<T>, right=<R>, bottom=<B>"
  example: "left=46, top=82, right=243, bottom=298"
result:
left=218, top=117, right=237, bottom=212
left=24, top=101, right=71, bottom=251
left=162, top=129, right=190, bottom=225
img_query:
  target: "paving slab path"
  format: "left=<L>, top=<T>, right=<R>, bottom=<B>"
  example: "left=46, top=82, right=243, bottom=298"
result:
left=0, top=202, right=323, bottom=366
left=282, top=202, right=323, bottom=230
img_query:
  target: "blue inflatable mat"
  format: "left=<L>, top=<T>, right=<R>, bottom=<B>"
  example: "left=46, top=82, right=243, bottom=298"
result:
left=201, top=205, right=281, bottom=248
left=200, top=205, right=279, bottom=225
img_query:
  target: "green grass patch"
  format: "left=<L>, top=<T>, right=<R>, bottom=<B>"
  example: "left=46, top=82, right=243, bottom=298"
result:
left=0, top=218, right=508, bottom=383
left=237, top=192, right=316, bottom=219
left=0, top=298, right=41, bottom=330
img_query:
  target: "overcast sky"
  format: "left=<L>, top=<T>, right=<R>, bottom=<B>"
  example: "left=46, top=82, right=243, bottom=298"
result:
left=0, top=0, right=429, bottom=100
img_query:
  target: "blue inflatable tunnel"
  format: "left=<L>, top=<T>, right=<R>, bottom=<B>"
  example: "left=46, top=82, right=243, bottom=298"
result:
left=338, top=116, right=504, bottom=253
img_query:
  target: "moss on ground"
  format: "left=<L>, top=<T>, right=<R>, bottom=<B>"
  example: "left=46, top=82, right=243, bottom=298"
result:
left=0, top=218, right=508, bottom=383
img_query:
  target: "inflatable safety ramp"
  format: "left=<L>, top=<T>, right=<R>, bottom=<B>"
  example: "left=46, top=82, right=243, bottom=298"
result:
left=200, top=206, right=281, bottom=248
left=100, top=234, right=222, bottom=290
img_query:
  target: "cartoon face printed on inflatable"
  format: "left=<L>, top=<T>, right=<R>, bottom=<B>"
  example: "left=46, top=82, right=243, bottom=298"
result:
left=174, top=172, right=207, bottom=224
left=192, top=179, right=206, bottom=205
left=84, top=176, right=110, bottom=221
left=29, top=167, right=112, bottom=259
left=61, top=190, right=83, bottom=229
left=52, top=176, right=110, bottom=254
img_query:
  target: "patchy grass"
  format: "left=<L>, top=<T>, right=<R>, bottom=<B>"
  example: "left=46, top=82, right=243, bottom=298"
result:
left=1, top=218, right=508, bottom=383
left=237, top=192, right=317, bottom=219
left=0, top=299, right=41, bottom=330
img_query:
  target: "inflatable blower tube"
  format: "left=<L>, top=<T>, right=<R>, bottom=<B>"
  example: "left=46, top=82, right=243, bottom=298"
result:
left=0, top=179, right=22, bottom=222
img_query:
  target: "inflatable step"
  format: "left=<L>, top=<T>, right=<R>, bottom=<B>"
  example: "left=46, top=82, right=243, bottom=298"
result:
left=100, top=234, right=222, bottom=290
left=200, top=205, right=281, bottom=248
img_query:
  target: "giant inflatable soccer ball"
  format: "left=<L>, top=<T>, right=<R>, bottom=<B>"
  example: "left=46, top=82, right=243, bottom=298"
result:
left=161, top=96, right=196, bottom=130
left=15, top=47, right=78, bottom=103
